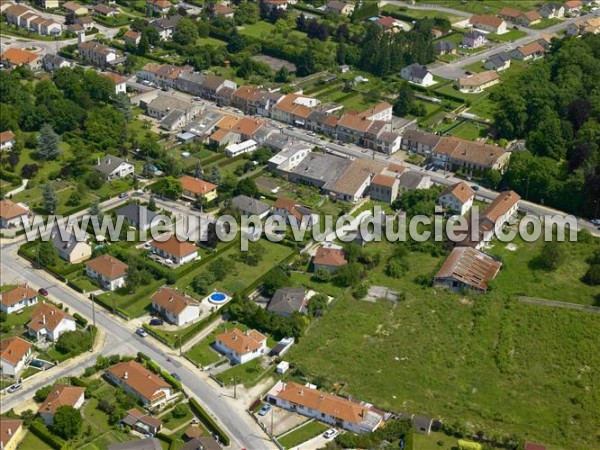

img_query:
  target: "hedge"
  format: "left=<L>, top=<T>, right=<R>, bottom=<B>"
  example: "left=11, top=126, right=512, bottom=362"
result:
left=29, top=422, right=66, bottom=450
left=293, top=3, right=325, bottom=15
left=70, top=376, right=89, bottom=388
left=189, top=398, right=230, bottom=446
left=0, top=168, right=22, bottom=185
left=146, top=360, right=182, bottom=391
left=73, top=313, right=88, bottom=328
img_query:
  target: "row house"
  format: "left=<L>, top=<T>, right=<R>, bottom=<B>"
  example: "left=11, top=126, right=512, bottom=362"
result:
left=174, top=71, right=205, bottom=96
left=499, top=7, right=541, bottom=26
left=272, top=93, right=319, bottom=125
left=4, top=4, right=62, bottom=35
left=431, top=136, right=511, bottom=173
left=78, top=41, right=117, bottom=67
left=138, top=63, right=192, bottom=89
left=201, top=76, right=238, bottom=102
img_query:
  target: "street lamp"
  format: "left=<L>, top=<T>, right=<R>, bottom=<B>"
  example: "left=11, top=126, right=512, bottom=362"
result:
left=521, top=176, right=531, bottom=201
left=231, top=375, right=236, bottom=399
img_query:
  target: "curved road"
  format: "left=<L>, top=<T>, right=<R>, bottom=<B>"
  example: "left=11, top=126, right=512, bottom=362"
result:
left=0, top=242, right=275, bottom=449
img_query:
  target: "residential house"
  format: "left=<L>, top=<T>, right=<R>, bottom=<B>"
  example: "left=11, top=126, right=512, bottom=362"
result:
left=214, top=328, right=267, bottom=364
left=91, top=3, right=118, bottom=17
left=376, top=15, right=403, bottom=33
left=400, top=129, right=442, bottom=156
left=567, top=16, right=600, bottom=35
left=335, top=102, right=394, bottom=149
left=438, top=181, right=475, bottom=215
left=51, top=229, right=92, bottom=263
left=109, top=439, right=163, bottom=450
left=0, top=337, right=31, bottom=378
left=180, top=175, right=218, bottom=203
left=85, top=254, right=128, bottom=291
left=231, top=85, right=264, bottom=114
left=267, top=381, right=383, bottom=434
left=325, top=0, right=354, bottom=15
left=180, top=437, right=222, bottom=450
left=101, top=72, right=127, bottom=95
left=500, top=7, right=542, bottom=26
left=4, top=4, right=29, bottom=26
left=147, top=0, right=171, bottom=15
left=94, top=155, right=134, bottom=180
left=201, top=76, right=237, bottom=101
left=398, top=171, right=431, bottom=193
left=469, top=14, right=507, bottom=34
left=225, top=140, right=258, bottom=157
left=289, top=152, right=352, bottom=192
left=116, top=203, right=159, bottom=232
left=62, top=1, right=88, bottom=17
left=38, top=384, right=85, bottom=425
left=271, top=93, right=319, bottom=125
left=213, top=4, right=234, bottom=18
left=0, top=418, right=24, bottom=450
left=150, top=15, right=183, bottom=40
left=272, top=196, right=312, bottom=227
left=27, top=302, right=77, bottom=342
left=149, top=235, right=199, bottom=265
left=434, top=247, right=502, bottom=293
left=481, top=190, right=521, bottom=235
left=73, top=16, right=94, bottom=30
left=231, top=195, right=271, bottom=218
left=151, top=287, right=200, bottom=326
left=0, top=48, right=40, bottom=69
left=268, top=288, right=307, bottom=317
left=121, top=409, right=163, bottom=436
left=370, top=173, right=399, bottom=204
left=564, top=0, right=583, bottom=14
left=431, top=136, right=510, bottom=173
left=267, top=143, right=311, bottom=173
left=539, top=3, right=565, bottom=18
left=106, top=360, right=175, bottom=409
left=0, top=130, right=15, bottom=151
left=456, top=70, right=500, bottom=93
left=0, top=284, right=38, bottom=314
left=434, top=40, right=457, bottom=55
left=184, top=110, right=225, bottom=141
left=138, top=63, right=192, bottom=89
left=78, top=41, right=117, bottom=67
left=124, top=30, right=141, bottom=46
left=400, top=63, right=435, bottom=86
left=256, top=91, right=284, bottom=117
left=174, top=72, right=206, bottom=96
left=34, top=0, right=59, bottom=9
left=313, top=245, right=347, bottom=273
left=330, top=159, right=386, bottom=202
left=262, top=0, right=289, bottom=12
left=511, top=41, right=545, bottom=60
left=462, top=31, right=487, bottom=48
left=145, top=95, right=201, bottom=130
left=0, top=199, right=29, bottom=228
left=231, top=117, right=266, bottom=141
left=483, top=52, right=511, bottom=71
left=42, top=54, right=70, bottom=72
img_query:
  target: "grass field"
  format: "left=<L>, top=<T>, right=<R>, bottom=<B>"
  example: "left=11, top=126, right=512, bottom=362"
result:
left=20, top=431, right=53, bottom=450
left=238, top=21, right=276, bottom=38
left=487, top=29, right=528, bottom=42
left=277, top=420, right=329, bottom=449
left=530, top=17, right=563, bottom=29
left=96, top=277, right=165, bottom=318
left=214, top=357, right=274, bottom=387
left=288, top=288, right=600, bottom=449
left=381, top=4, right=464, bottom=24
left=196, top=36, right=227, bottom=47
left=446, top=120, right=488, bottom=140
left=419, top=0, right=543, bottom=15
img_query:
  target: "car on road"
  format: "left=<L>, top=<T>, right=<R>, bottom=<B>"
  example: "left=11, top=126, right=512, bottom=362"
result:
left=149, top=318, right=164, bottom=326
left=171, top=372, right=181, bottom=381
left=258, top=404, right=271, bottom=416
left=471, top=185, right=480, bottom=191
left=591, top=219, right=600, bottom=225
left=7, top=383, right=22, bottom=394
left=323, top=429, right=338, bottom=439
left=38, top=288, right=49, bottom=297
left=119, top=192, right=128, bottom=199
left=136, top=328, right=148, bottom=338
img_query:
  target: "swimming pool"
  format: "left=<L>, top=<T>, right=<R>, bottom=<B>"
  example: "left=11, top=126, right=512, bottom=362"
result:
left=208, top=292, right=229, bottom=304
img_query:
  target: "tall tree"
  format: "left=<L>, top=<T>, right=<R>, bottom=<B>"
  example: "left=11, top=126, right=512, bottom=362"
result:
left=138, top=32, right=150, bottom=56
left=37, top=123, right=61, bottom=160
left=52, top=406, right=82, bottom=440
left=42, top=182, right=59, bottom=214
left=393, top=82, right=414, bottom=117
left=173, top=18, right=199, bottom=46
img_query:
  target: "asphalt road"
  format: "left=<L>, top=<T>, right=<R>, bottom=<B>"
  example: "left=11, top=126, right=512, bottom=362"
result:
left=0, top=243, right=276, bottom=449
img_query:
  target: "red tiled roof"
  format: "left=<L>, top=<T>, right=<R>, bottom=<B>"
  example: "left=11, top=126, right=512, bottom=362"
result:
left=85, top=254, right=128, bottom=280
left=313, top=246, right=347, bottom=267
left=180, top=175, right=217, bottom=195
left=0, top=337, right=31, bottom=365
left=1, top=284, right=37, bottom=307
left=151, top=286, right=198, bottom=315
left=0, top=130, right=15, bottom=144
left=150, top=234, right=197, bottom=258
left=435, top=247, right=501, bottom=291
left=371, top=174, right=398, bottom=188
left=38, top=384, right=85, bottom=415
left=483, top=190, right=520, bottom=223
left=441, top=181, right=475, bottom=204
left=107, top=360, right=170, bottom=403
left=469, top=14, right=505, bottom=28
left=0, top=418, right=23, bottom=449
left=27, top=303, right=74, bottom=333
left=1, top=48, right=38, bottom=66
left=216, top=328, right=266, bottom=355
left=101, top=72, right=127, bottom=85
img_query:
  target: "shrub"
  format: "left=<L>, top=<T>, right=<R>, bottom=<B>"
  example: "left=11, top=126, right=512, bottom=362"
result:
left=55, top=330, right=93, bottom=355
left=29, top=421, right=65, bottom=450
left=172, top=403, right=188, bottom=418
left=34, top=385, right=53, bottom=403
left=73, top=313, right=88, bottom=328
left=189, top=398, right=230, bottom=446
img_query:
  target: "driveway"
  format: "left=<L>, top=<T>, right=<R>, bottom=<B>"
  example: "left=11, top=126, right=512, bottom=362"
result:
left=256, top=406, right=307, bottom=438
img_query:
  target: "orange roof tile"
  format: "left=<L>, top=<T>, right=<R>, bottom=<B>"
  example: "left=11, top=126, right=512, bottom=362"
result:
left=101, top=72, right=127, bottom=85
left=0, top=130, right=15, bottom=144
left=1, top=284, right=37, bottom=308
left=38, top=384, right=85, bottom=415
left=231, top=117, right=265, bottom=137
left=215, top=115, right=239, bottom=130
left=517, top=41, right=545, bottom=56
left=216, top=328, right=266, bottom=355
left=27, top=303, right=74, bottom=333
left=1, top=48, right=38, bottom=66
left=441, top=181, right=475, bottom=204
left=483, top=190, right=520, bottom=223
left=0, top=337, right=31, bottom=365
left=435, top=247, right=501, bottom=290
left=0, top=418, right=22, bottom=448
left=180, top=175, right=217, bottom=195
left=313, top=246, right=347, bottom=267
left=151, top=286, right=198, bottom=315
left=469, top=14, right=505, bottom=28
left=150, top=234, right=197, bottom=258
left=108, top=360, right=170, bottom=402
left=371, top=174, right=398, bottom=188
left=85, top=254, right=128, bottom=280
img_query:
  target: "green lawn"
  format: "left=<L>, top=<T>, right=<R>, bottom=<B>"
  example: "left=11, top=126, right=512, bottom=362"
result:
left=95, top=277, right=165, bottom=318
left=238, top=21, right=276, bottom=38
left=487, top=29, right=528, bottom=42
left=289, top=288, right=600, bottom=449
left=160, top=403, right=194, bottom=431
left=381, top=4, right=464, bottom=24
left=446, top=120, right=488, bottom=140
left=486, top=236, right=600, bottom=306
left=277, top=420, right=329, bottom=449
left=530, top=17, right=563, bottom=29
left=1, top=304, right=37, bottom=337
left=196, top=37, right=227, bottom=47
left=419, top=0, right=542, bottom=15
left=185, top=333, right=224, bottom=367
left=214, top=357, right=274, bottom=388
left=20, top=431, right=54, bottom=450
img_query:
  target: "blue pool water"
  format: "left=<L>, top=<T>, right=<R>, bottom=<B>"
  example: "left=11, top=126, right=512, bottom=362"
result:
left=209, top=292, right=228, bottom=304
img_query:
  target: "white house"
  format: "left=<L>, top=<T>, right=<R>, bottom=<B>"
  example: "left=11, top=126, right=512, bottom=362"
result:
left=85, top=254, right=128, bottom=291
left=106, top=360, right=175, bottom=409
left=481, top=190, right=521, bottom=235
left=225, top=139, right=257, bottom=158
left=267, top=381, right=384, bottom=434
left=151, top=286, right=200, bottom=326
left=400, top=63, right=435, bottom=86
left=52, top=229, right=92, bottom=264
left=469, top=14, right=508, bottom=34
left=214, top=328, right=267, bottom=365
left=231, top=195, right=271, bottom=219
left=267, top=144, right=311, bottom=173
left=0, top=199, right=29, bottom=229
left=94, top=155, right=134, bottom=180
left=0, top=284, right=38, bottom=314
left=26, top=303, right=76, bottom=342
left=0, top=130, right=15, bottom=151
left=0, top=337, right=32, bottom=378
left=149, top=235, right=198, bottom=265
left=438, top=181, right=475, bottom=215
left=101, top=72, right=127, bottom=95
left=540, top=3, right=565, bottom=18
left=38, top=384, right=85, bottom=425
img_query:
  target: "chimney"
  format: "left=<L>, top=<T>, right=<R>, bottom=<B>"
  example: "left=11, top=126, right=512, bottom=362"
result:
left=123, top=371, right=128, bottom=379
left=7, top=428, right=11, bottom=436
left=42, top=314, right=46, bottom=324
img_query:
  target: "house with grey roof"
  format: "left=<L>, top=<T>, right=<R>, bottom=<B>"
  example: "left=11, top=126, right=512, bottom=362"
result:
left=42, top=54, right=70, bottom=72
left=184, top=111, right=225, bottom=141
left=94, top=155, right=134, bottom=181
left=150, top=14, right=183, bottom=40
left=174, top=72, right=206, bottom=96
left=268, top=287, right=307, bottom=317
left=398, top=171, right=431, bottom=193
left=483, top=51, right=511, bottom=71
left=231, top=195, right=271, bottom=218
left=268, top=143, right=312, bottom=173
left=434, top=40, right=456, bottom=55
left=115, top=204, right=160, bottom=232
left=462, top=31, right=487, bottom=48
left=400, top=63, right=435, bottom=86
left=289, top=153, right=352, bottom=191
left=52, top=228, right=92, bottom=264
left=263, top=134, right=296, bottom=152
left=145, top=95, right=202, bottom=131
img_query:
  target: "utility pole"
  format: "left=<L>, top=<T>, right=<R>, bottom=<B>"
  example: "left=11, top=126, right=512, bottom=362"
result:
left=270, top=405, right=274, bottom=437
left=231, top=375, right=236, bottom=399
left=179, top=334, right=182, bottom=357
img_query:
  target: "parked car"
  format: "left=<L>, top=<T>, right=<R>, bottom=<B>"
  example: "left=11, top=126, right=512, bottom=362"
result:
left=323, top=429, right=338, bottom=439
left=170, top=372, right=181, bottom=381
left=258, top=404, right=271, bottom=416
left=149, top=318, right=164, bottom=326
left=119, top=192, right=128, bottom=199
left=591, top=219, right=600, bottom=225
left=471, top=185, right=480, bottom=191
left=38, top=288, right=49, bottom=296
left=7, top=383, right=22, bottom=394
left=136, top=328, right=148, bottom=338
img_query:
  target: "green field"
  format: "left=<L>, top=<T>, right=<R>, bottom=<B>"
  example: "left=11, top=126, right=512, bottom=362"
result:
left=446, top=120, right=488, bottom=140
left=277, top=420, right=329, bottom=449
left=381, top=4, right=464, bottom=24
left=530, top=17, right=563, bottom=29
left=419, top=0, right=543, bottom=15
left=238, top=21, right=276, bottom=38
left=196, top=36, right=227, bottom=47
left=487, top=29, right=528, bottom=42
left=214, top=357, right=274, bottom=387
left=96, top=277, right=165, bottom=318
left=20, top=431, right=54, bottom=450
